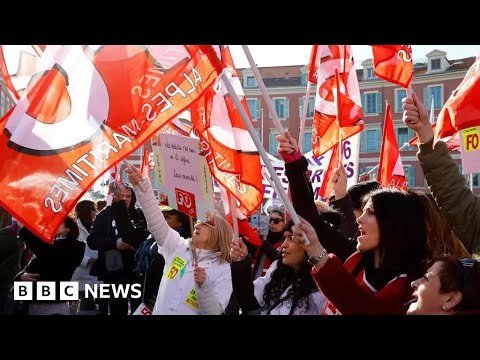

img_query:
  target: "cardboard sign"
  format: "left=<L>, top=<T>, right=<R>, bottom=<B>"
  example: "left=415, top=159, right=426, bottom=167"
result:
left=460, top=126, right=480, bottom=174
left=152, top=133, right=215, bottom=222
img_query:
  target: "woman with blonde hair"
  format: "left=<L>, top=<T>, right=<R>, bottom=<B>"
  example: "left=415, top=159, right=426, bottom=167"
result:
left=126, top=165, right=233, bottom=315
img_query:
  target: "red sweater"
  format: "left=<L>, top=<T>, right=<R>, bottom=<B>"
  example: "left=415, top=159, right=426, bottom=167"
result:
left=312, top=252, right=413, bottom=315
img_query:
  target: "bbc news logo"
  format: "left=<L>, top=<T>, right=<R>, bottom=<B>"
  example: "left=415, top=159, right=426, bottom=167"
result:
left=14, top=282, right=142, bottom=301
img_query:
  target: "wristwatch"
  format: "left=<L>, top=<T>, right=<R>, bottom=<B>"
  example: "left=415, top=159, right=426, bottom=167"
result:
left=307, top=249, right=328, bottom=266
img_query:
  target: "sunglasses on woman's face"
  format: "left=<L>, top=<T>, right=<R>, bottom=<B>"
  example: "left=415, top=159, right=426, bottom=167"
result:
left=269, top=217, right=283, bottom=224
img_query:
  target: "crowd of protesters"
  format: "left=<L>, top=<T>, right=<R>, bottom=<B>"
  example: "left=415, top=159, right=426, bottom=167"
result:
left=0, top=93, right=479, bottom=316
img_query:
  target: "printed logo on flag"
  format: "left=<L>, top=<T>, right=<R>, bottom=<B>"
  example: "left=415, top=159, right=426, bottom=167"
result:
left=175, top=188, right=197, bottom=217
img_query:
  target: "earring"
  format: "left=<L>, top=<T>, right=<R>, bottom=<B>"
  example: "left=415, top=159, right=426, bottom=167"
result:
left=442, top=304, right=448, bottom=311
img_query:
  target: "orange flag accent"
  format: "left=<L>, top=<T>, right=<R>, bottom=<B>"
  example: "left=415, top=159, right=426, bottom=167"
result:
left=0, top=45, right=221, bottom=242
left=372, top=45, right=413, bottom=88
left=311, top=45, right=364, bottom=157
left=191, top=45, right=262, bottom=216
left=378, top=103, right=407, bottom=188
left=435, top=56, right=480, bottom=145
left=319, top=143, right=339, bottom=199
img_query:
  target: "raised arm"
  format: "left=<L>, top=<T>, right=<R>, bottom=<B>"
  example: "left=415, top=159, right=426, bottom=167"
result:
left=403, top=93, right=480, bottom=259
left=125, top=165, right=186, bottom=258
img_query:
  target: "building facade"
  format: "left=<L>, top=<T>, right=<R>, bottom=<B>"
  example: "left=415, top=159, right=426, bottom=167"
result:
left=239, top=49, right=480, bottom=194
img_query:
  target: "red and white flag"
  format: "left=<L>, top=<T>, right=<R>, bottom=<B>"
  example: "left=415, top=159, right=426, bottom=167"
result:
left=0, top=45, right=46, bottom=101
left=0, top=45, right=221, bottom=242
left=371, top=45, right=413, bottom=88
left=140, top=146, right=155, bottom=181
left=378, top=103, right=407, bottom=188
left=191, top=45, right=262, bottom=216
left=435, top=55, right=480, bottom=145
left=311, top=45, right=364, bottom=157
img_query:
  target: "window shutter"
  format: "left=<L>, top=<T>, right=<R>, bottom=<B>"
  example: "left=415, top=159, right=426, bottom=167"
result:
left=285, top=98, right=290, bottom=119
left=256, top=100, right=261, bottom=120
left=376, top=92, right=383, bottom=114
left=299, top=97, right=304, bottom=117
left=376, top=128, right=382, bottom=151
left=360, top=131, right=366, bottom=152
left=409, top=166, right=415, bottom=187
left=423, top=87, right=431, bottom=107
left=361, top=93, right=366, bottom=110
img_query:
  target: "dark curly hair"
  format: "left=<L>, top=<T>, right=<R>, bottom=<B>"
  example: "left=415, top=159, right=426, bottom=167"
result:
left=261, top=220, right=318, bottom=315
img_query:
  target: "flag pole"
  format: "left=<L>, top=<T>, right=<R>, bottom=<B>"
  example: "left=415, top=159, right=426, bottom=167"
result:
left=334, top=69, right=343, bottom=165
left=242, top=45, right=285, bottom=134
left=229, top=193, right=239, bottom=242
left=221, top=71, right=310, bottom=245
left=429, top=95, right=435, bottom=124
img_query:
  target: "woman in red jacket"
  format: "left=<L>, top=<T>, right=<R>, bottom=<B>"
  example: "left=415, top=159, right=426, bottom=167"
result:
left=278, top=131, right=429, bottom=315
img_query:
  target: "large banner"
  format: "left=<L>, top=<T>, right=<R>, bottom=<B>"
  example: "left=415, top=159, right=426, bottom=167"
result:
left=152, top=133, right=215, bottom=222
left=0, top=45, right=220, bottom=242
left=213, top=132, right=360, bottom=202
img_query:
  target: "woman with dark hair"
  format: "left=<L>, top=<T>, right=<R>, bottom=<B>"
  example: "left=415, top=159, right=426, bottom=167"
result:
left=14, top=216, right=85, bottom=315
left=277, top=131, right=430, bottom=315
left=71, top=200, right=102, bottom=314
left=231, top=219, right=326, bottom=315
left=407, top=255, right=480, bottom=315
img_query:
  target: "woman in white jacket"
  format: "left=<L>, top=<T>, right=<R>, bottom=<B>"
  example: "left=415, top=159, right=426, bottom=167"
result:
left=126, top=165, right=233, bottom=315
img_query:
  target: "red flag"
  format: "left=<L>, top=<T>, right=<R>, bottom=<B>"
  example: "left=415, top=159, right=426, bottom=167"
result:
left=308, top=45, right=321, bottom=84
left=140, top=146, right=155, bottom=181
left=191, top=45, right=262, bottom=216
left=378, top=103, right=407, bottom=188
left=312, top=45, right=364, bottom=157
left=0, top=45, right=221, bottom=242
left=372, top=45, right=413, bottom=88
left=319, top=143, right=339, bottom=199
left=408, top=124, right=460, bottom=151
left=435, top=56, right=480, bottom=145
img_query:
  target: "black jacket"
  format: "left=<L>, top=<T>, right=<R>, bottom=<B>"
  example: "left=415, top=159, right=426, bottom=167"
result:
left=15, top=227, right=85, bottom=302
left=87, top=200, right=149, bottom=280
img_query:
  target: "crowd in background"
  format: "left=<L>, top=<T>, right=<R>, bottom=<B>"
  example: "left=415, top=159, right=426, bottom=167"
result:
left=1, top=95, right=479, bottom=316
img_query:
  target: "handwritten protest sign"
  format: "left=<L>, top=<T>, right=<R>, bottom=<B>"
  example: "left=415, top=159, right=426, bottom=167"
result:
left=151, top=133, right=214, bottom=222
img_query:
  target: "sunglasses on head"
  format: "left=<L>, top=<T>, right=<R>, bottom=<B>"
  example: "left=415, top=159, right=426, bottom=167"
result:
left=269, top=217, right=283, bottom=224
left=195, top=218, right=215, bottom=227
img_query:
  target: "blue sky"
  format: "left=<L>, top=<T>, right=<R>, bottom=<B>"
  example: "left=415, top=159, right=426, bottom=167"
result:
left=229, top=45, right=480, bottom=69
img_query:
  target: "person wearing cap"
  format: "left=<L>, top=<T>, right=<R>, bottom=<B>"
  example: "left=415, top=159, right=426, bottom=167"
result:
left=407, top=255, right=480, bottom=315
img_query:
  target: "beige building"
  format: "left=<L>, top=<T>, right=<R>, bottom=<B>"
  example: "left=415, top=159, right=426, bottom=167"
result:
left=238, top=49, right=480, bottom=194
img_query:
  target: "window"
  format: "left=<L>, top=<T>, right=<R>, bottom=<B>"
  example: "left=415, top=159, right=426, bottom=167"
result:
left=269, top=132, right=279, bottom=154
left=361, top=92, right=382, bottom=115
left=360, top=128, right=381, bottom=152
left=404, top=166, right=415, bottom=187
left=247, top=99, right=260, bottom=121
left=246, top=76, right=255, bottom=88
left=302, top=132, right=312, bottom=154
left=395, top=89, right=407, bottom=112
left=273, top=98, right=289, bottom=119
left=396, top=127, right=414, bottom=150
left=301, top=73, right=308, bottom=86
left=473, top=174, right=479, bottom=187
left=299, top=96, right=315, bottom=118
left=431, top=58, right=441, bottom=70
left=367, top=68, right=375, bottom=79
left=424, top=85, right=443, bottom=109
left=134, top=148, right=142, bottom=155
